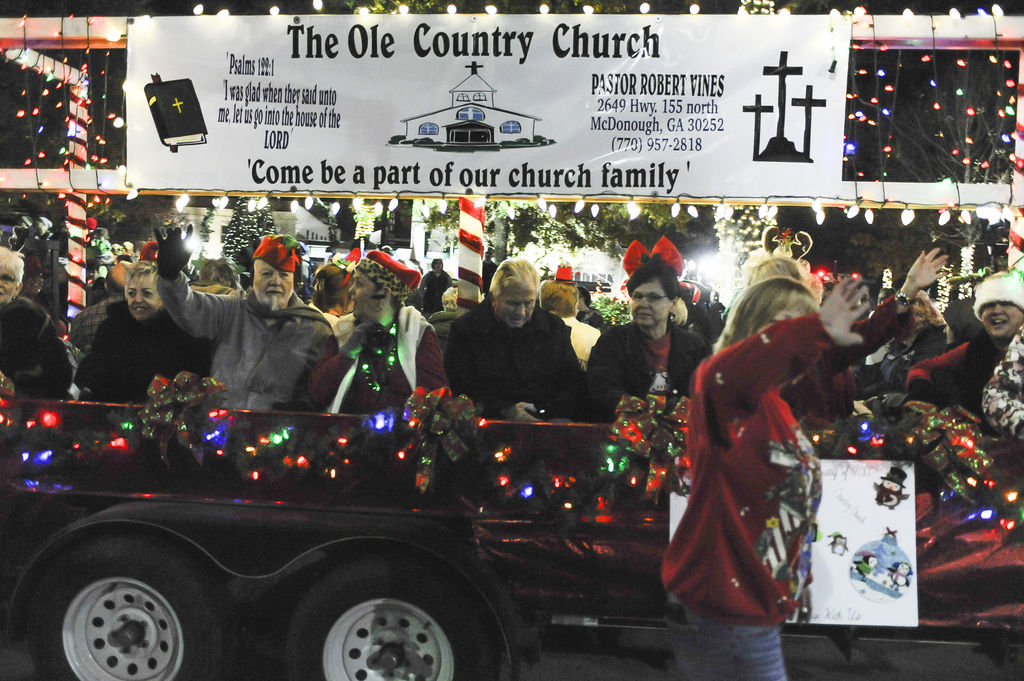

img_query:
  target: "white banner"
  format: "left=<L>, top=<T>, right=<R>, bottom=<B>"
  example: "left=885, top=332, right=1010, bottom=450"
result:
left=125, top=14, right=850, bottom=200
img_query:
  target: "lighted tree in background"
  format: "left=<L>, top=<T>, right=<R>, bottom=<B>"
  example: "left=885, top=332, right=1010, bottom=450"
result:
left=420, top=198, right=715, bottom=271
left=221, top=204, right=274, bottom=265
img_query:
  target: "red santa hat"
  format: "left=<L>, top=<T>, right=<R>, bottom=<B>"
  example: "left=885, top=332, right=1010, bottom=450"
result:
left=253, top=235, right=303, bottom=273
left=356, top=250, right=421, bottom=302
left=138, top=241, right=159, bottom=262
left=974, top=271, right=1024, bottom=318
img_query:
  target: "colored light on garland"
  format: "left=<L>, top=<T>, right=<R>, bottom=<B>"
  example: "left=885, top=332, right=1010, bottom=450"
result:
left=359, top=323, right=399, bottom=393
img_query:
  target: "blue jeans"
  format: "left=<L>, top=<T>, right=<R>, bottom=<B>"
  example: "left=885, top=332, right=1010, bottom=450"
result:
left=668, top=607, right=788, bottom=681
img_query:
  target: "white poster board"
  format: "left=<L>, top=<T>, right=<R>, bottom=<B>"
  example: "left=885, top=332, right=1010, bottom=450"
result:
left=669, top=459, right=918, bottom=627
left=125, top=14, right=850, bottom=199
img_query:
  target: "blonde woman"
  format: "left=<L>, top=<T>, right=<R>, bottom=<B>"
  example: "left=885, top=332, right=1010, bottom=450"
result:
left=77, top=262, right=212, bottom=403
left=663, top=277, right=869, bottom=681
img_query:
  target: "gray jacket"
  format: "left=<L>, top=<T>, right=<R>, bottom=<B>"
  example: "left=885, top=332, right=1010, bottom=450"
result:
left=158, top=273, right=332, bottom=410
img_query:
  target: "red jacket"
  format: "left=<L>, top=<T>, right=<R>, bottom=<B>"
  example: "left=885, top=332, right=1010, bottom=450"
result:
left=906, top=334, right=1004, bottom=422
left=783, top=295, right=911, bottom=423
left=662, top=315, right=830, bottom=626
left=311, top=326, right=447, bottom=414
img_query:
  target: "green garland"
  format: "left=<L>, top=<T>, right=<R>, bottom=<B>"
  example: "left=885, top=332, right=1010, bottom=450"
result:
left=3, top=380, right=1024, bottom=529
left=805, top=403, right=1024, bottom=534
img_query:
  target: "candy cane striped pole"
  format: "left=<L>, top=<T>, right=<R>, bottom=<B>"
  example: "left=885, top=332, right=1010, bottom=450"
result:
left=64, top=74, right=90, bottom=318
left=457, top=197, right=485, bottom=309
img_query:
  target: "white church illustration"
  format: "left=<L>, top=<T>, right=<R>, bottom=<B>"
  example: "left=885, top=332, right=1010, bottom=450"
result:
left=389, top=61, right=554, bottom=151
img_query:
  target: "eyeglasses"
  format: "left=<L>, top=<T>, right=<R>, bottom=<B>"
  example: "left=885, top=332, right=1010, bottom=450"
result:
left=630, top=292, right=668, bottom=303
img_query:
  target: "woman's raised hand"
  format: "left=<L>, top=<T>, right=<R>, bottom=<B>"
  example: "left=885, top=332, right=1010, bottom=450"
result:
left=820, top=278, right=871, bottom=347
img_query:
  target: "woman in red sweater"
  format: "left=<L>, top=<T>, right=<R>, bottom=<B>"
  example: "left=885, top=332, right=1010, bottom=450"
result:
left=311, top=250, right=447, bottom=414
left=662, top=276, right=869, bottom=681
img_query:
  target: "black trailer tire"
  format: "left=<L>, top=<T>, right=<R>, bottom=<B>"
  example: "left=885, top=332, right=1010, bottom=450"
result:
left=285, top=556, right=500, bottom=681
left=27, top=535, right=233, bottom=681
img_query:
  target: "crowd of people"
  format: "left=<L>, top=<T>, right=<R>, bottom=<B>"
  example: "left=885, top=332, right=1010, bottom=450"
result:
left=0, top=230, right=1021, bottom=434
left=2, top=223, right=1024, bottom=680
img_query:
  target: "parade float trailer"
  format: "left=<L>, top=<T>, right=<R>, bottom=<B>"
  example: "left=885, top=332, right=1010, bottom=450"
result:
left=1, top=392, right=1023, bottom=681
left=3, top=10, right=1024, bottom=680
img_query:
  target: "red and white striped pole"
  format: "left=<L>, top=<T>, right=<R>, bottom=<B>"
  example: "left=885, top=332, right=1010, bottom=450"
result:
left=64, top=70, right=90, bottom=318
left=457, top=197, right=485, bottom=309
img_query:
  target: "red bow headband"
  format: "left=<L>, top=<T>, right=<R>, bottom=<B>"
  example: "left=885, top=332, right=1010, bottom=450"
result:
left=623, top=236, right=683, bottom=277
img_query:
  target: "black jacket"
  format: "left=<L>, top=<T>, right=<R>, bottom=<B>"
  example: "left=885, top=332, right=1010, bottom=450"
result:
left=587, top=322, right=710, bottom=422
left=907, top=332, right=1002, bottom=426
left=77, top=302, right=213, bottom=403
left=445, top=298, right=585, bottom=419
left=0, top=298, right=72, bottom=399
left=856, top=323, right=949, bottom=399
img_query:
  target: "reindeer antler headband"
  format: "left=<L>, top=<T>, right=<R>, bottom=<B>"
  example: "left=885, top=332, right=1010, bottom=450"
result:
left=761, top=226, right=813, bottom=260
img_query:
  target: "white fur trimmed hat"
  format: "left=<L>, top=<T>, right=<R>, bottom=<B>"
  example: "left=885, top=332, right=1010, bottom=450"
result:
left=973, top=271, right=1024, bottom=318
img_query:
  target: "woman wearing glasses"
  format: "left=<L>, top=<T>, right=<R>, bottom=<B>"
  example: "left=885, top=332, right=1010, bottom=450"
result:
left=587, top=238, right=710, bottom=422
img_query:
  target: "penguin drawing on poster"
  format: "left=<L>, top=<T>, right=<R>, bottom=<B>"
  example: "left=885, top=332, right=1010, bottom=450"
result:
left=851, top=553, right=877, bottom=580
left=874, top=465, right=910, bottom=509
left=888, top=560, right=913, bottom=591
left=827, top=532, right=848, bottom=556
left=849, top=528, right=914, bottom=602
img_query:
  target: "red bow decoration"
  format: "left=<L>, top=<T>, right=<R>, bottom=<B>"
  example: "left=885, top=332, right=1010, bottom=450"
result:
left=623, top=236, right=684, bottom=277
left=139, top=371, right=227, bottom=465
left=404, top=387, right=481, bottom=492
left=904, top=400, right=992, bottom=501
left=610, top=394, right=690, bottom=499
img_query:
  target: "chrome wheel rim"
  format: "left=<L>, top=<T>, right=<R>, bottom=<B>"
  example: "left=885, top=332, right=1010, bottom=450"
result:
left=63, top=577, right=184, bottom=681
left=323, top=597, right=454, bottom=681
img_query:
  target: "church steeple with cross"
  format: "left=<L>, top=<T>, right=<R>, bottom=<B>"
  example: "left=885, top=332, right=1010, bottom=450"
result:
left=450, top=60, right=496, bottom=108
